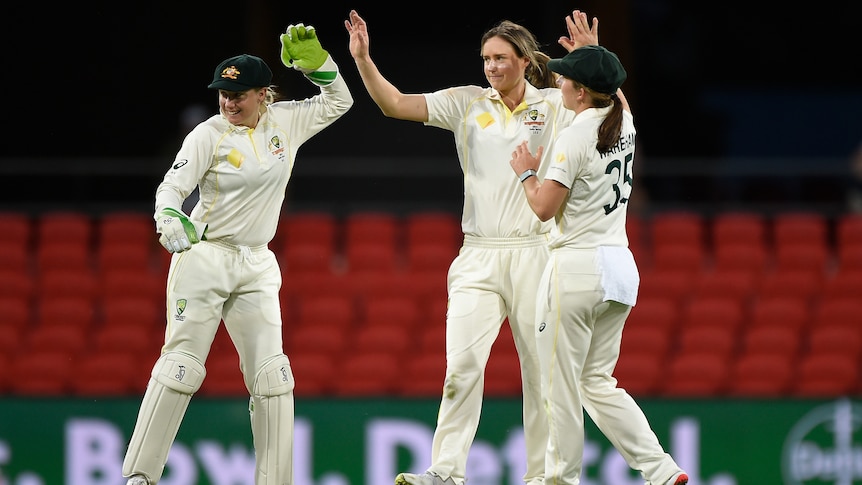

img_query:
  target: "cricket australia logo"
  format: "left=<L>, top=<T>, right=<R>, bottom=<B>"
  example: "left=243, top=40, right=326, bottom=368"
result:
left=270, top=135, right=286, bottom=162
left=523, top=109, right=546, bottom=135
left=174, top=299, right=187, bottom=322
left=781, top=398, right=862, bottom=484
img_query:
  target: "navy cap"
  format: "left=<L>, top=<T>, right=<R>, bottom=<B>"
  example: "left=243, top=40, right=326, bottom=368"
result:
left=208, top=54, right=272, bottom=91
left=548, top=45, right=626, bottom=95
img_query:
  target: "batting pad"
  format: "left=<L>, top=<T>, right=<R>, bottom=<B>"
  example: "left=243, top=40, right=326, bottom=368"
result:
left=250, top=354, right=295, bottom=484
left=123, top=352, right=206, bottom=482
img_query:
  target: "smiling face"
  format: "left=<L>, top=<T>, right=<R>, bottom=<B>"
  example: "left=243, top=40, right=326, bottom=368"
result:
left=481, top=36, right=529, bottom=96
left=218, top=88, right=265, bottom=128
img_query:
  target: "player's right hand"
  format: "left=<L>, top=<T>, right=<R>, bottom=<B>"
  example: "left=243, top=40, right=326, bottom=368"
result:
left=280, top=23, right=329, bottom=72
left=156, top=208, right=207, bottom=253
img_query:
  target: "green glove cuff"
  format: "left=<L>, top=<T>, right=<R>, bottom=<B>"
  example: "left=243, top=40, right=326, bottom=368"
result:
left=160, top=208, right=207, bottom=243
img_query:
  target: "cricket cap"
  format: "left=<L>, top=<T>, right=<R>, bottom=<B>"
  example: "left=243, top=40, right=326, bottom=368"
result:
left=548, top=45, right=626, bottom=95
left=208, top=54, right=272, bottom=91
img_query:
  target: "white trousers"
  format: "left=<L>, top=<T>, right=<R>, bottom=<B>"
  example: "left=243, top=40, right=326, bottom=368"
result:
left=427, top=234, right=550, bottom=485
left=536, top=248, right=683, bottom=485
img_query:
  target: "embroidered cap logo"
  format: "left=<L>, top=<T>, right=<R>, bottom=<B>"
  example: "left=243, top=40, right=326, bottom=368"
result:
left=221, top=66, right=241, bottom=80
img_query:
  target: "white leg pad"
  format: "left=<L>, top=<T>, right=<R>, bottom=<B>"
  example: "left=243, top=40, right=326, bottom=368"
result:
left=249, top=354, right=295, bottom=485
left=123, top=352, right=206, bottom=483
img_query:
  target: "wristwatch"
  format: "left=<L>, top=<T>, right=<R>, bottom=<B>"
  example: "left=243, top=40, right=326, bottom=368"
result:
left=519, top=169, right=537, bottom=183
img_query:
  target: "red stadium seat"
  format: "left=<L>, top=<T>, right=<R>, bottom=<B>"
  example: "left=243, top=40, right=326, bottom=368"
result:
left=835, top=213, right=862, bottom=250
left=353, top=324, right=411, bottom=357
left=332, top=351, right=402, bottom=397
left=397, top=352, right=446, bottom=397
left=35, top=242, right=92, bottom=273
left=26, top=323, right=89, bottom=355
left=727, top=353, right=794, bottom=397
left=345, top=242, right=402, bottom=273
left=278, top=211, right=338, bottom=254
left=343, top=211, right=400, bottom=253
left=691, top=269, right=757, bottom=302
left=8, top=350, right=76, bottom=396
left=97, top=211, right=156, bottom=247
left=0, top=212, right=32, bottom=249
left=405, top=243, right=457, bottom=273
left=71, top=351, right=144, bottom=396
left=676, top=325, right=737, bottom=359
left=792, top=353, right=859, bottom=397
left=749, top=296, right=810, bottom=333
left=771, top=212, right=828, bottom=251
left=679, top=296, right=745, bottom=332
left=661, top=352, right=729, bottom=397
left=35, top=211, right=93, bottom=247
left=404, top=211, right=461, bottom=254
left=649, top=211, right=706, bottom=251
left=35, top=295, right=96, bottom=329
left=288, top=351, right=338, bottom=397
left=279, top=243, right=336, bottom=275
left=0, top=242, right=30, bottom=273
left=362, top=295, right=421, bottom=329
left=637, top=269, right=696, bottom=304
left=287, top=325, right=349, bottom=357
left=199, top=353, right=247, bottom=396
left=0, top=270, right=35, bottom=302
left=96, top=241, right=153, bottom=274
left=613, top=351, right=663, bottom=396
left=711, top=211, right=768, bottom=249
left=37, top=269, right=99, bottom=303
left=739, top=325, right=801, bottom=359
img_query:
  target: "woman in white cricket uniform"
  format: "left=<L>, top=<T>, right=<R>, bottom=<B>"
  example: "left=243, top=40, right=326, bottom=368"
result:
left=122, top=25, right=353, bottom=485
left=509, top=45, right=689, bottom=485
left=345, top=9, right=596, bottom=485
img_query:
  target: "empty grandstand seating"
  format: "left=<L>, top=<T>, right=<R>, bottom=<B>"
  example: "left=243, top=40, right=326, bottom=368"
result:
left=7, top=208, right=862, bottom=399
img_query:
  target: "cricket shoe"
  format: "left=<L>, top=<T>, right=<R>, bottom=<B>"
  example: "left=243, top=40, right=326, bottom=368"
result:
left=395, top=472, right=456, bottom=485
left=666, top=472, right=689, bottom=485
left=126, top=475, right=149, bottom=485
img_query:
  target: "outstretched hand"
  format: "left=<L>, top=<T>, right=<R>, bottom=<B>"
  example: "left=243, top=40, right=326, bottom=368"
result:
left=558, top=10, right=599, bottom=53
left=344, top=9, right=370, bottom=60
left=509, top=141, right=543, bottom=176
left=280, top=23, right=329, bottom=72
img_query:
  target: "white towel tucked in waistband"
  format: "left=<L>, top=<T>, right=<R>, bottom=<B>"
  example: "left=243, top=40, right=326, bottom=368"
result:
left=597, top=246, right=639, bottom=306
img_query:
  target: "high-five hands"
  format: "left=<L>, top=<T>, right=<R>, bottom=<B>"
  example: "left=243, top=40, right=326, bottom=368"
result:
left=558, top=10, right=599, bottom=53
left=281, top=23, right=329, bottom=72
left=344, top=10, right=370, bottom=61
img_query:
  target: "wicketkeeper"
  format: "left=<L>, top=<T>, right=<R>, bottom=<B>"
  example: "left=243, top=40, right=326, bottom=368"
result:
left=122, top=21, right=352, bottom=485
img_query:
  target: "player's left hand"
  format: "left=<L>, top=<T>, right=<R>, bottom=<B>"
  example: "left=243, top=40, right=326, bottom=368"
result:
left=280, top=23, right=329, bottom=72
left=156, top=208, right=208, bottom=253
left=509, top=141, right=543, bottom=176
left=559, top=10, right=599, bottom=53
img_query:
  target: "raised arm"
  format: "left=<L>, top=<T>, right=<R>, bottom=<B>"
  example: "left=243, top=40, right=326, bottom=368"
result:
left=558, top=10, right=599, bottom=53
left=344, top=10, right=428, bottom=122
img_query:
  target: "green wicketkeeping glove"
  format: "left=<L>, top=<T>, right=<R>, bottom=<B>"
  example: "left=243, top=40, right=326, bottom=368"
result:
left=156, top=208, right=208, bottom=253
left=280, top=23, right=329, bottom=72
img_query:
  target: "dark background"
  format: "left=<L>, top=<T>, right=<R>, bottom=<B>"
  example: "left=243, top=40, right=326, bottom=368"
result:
left=3, top=0, right=861, bottom=212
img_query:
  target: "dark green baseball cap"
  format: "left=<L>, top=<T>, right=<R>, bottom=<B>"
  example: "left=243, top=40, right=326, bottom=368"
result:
left=548, top=45, right=626, bottom=95
left=208, top=54, right=273, bottom=91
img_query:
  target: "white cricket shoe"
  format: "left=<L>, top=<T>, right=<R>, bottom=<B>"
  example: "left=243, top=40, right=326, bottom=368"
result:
left=395, top=472, right=456, bottom=485
left=126, top=475, right=149, bottom=485
left=665, top=472, right=689, bottom=485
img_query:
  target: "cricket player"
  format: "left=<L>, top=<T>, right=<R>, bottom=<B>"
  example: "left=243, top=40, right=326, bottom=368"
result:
left=509, top=45, right=689, bottom=485
left=345, top=9, right=598, bottom=485
left=122, top=23, right=352, bottom=485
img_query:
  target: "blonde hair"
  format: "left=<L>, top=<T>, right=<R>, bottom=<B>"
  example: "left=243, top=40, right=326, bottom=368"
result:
left=480, top=20, right=556, bottom=89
